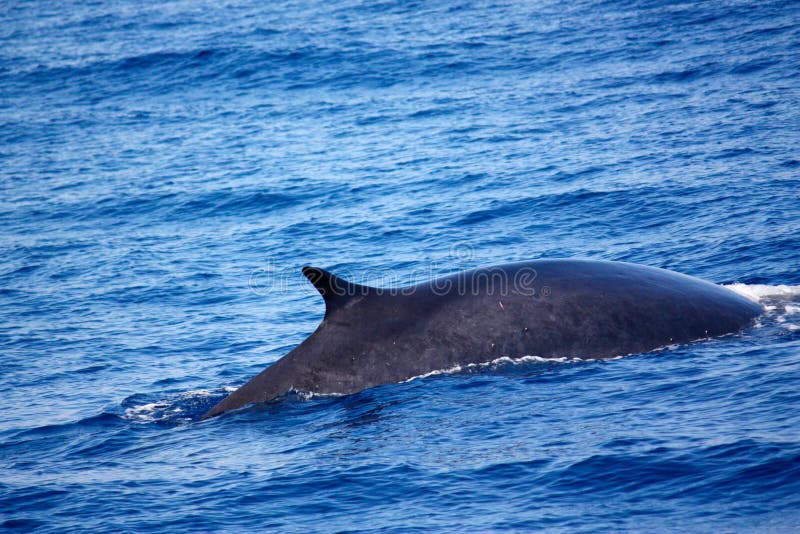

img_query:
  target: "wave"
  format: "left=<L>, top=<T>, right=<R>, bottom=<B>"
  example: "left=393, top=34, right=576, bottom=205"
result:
left=7, top=188, right=302, bottom=226
left=538, top=438, right=800, bottom=502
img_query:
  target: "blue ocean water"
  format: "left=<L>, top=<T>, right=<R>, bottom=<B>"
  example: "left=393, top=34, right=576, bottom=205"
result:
left=2, top=0, right=800, bottom=530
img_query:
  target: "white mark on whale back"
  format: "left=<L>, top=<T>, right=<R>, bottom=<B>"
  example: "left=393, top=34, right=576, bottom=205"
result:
left=401, top=355, right=587, bottom=384
left=286, top=388, right=344, bottom=401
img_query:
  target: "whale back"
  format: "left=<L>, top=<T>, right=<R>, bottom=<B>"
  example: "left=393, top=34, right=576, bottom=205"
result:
left=202, top=259, right=762, bottom=419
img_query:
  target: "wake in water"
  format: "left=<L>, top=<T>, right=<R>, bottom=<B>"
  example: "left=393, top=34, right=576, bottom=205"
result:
left=725, top=283, right=800, bottom=331
left=122, top=387, right=237, bottom=423
left=725, top=282, right=800, bottom=303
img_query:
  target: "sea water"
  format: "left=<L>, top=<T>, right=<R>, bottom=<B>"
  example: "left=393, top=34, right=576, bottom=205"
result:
left=2, top=0, right=800, bottom=531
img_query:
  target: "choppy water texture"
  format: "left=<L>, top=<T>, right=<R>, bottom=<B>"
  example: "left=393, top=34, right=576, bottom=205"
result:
left=2, top=0, right=800, bottom=531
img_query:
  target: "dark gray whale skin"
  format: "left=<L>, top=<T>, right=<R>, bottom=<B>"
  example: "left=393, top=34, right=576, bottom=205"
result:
left=202, top=259, right=762, bottom=419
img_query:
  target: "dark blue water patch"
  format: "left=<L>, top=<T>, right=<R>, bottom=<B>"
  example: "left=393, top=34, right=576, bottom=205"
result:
left=458, top=186, right=674, bottom=226
left=650, top=62, right=721, bottom=84
left=546, top=450, right=703, bottom=495
left=729, top=57, right=782, bottom=75
left=2, top=518, right=47, bottom=531
left=1, top=413, right=123, bottom=463
left=2, top=0, right=800, bottom=530
left=175, top=189, right=302, bottom=220
left=115, top=48, right=223, bottom=75
left=11, top=49, right=214, bottom=89
left=4, top=188, right=302, bottom=227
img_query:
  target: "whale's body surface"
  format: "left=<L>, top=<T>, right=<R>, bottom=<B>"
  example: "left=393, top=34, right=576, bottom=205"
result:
left=203, top=260, right=762, bottom=419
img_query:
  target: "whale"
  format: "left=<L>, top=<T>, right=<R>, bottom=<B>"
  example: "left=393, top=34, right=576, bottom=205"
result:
left=202, top=259, right=762, bottom=419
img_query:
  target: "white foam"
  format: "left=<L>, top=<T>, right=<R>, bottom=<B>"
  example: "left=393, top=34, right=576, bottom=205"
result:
left=724, top=283, right=800, bottom=303
left=126, top=402, right=165, bottom=414
left=124, top=401, right=171, bottom=422
left=123, top=387, right=234, bottom=423
left=724, top=283, right=800, bottom=332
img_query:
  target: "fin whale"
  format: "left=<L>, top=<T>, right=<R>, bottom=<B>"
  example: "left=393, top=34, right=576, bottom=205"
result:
left=202, top=259, right=762, bottom=419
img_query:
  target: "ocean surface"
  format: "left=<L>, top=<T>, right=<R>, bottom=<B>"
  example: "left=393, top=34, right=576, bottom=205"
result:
left=2, top=0, right=800, bottom=531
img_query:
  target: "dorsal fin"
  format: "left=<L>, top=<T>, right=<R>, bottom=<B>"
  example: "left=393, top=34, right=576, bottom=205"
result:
left=302, top=266, right=369, bottom=317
